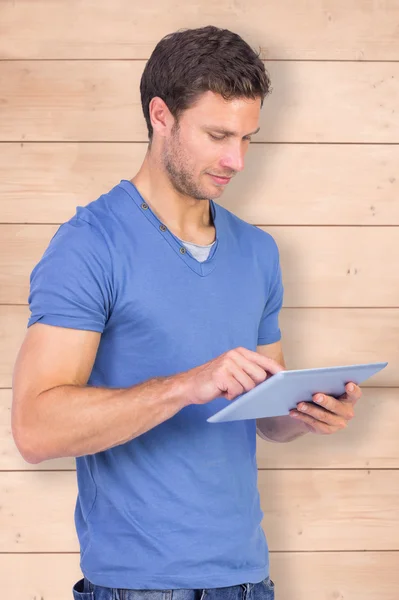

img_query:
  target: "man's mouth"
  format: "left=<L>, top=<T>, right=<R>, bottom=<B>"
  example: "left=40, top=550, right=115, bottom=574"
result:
left=208, top=174, right=232, bottom=185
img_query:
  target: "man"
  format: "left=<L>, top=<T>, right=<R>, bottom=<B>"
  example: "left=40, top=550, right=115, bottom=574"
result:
left=11, top=25, right=361, bottom=600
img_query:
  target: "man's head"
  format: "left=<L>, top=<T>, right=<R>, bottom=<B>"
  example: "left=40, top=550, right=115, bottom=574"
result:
left=139, top=26, right=271, bottom=200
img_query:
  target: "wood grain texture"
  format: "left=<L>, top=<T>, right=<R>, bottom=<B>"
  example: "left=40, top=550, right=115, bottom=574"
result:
left=0, top=61, right=398, bottom=142
left=1, top=470, right=398, bottom=552
left=1, top=0, right=399, bottom=60
left=1, top=3, right=398, bottom=595
left=2, top=387, right=399, bottom=471
left=1, top=224, right=398, bottom=306
left=1, top=305, right=396, bottom=388
left=1, top=142, right=398, bottom=225
left=2, top=552, right=399, bottom=600
left=1, top=552, right=399, bottom=600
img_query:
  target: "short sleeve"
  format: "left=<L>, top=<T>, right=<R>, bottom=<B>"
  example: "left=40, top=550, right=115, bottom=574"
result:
left=257, top=245, right=284, bottom=345
left=27, top=217, right=113, bottom=332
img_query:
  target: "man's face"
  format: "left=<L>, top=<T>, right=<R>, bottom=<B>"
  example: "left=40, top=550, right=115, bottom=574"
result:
left=161, top=90, right=261, bottom=201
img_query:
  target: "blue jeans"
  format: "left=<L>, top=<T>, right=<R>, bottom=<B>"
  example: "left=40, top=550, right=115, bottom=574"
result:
left=72, top=576, right=275, bottom=600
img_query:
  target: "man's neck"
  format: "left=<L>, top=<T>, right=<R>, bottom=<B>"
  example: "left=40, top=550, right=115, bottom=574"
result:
left=130, top=170, right=215, bottom=245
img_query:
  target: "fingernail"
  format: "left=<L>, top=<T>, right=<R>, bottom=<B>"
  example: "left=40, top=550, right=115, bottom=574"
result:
left=315, top=395, right=323, bottom=403
left=348, top=384, right=354, bottom=392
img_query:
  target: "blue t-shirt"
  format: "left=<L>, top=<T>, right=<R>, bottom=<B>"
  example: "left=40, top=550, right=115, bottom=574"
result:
left=27, top=180, right=284, bottom=590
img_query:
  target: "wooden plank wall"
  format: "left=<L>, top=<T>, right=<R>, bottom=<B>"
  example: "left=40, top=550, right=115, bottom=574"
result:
left=1, top=1, right=399, bottom=598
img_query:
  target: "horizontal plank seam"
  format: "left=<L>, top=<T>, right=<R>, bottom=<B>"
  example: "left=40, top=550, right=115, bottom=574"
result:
left=2, top=224, right=399, bottom=229
left=3, top=304, right=399, bottom=309
left=1, top=141, right=399, bottom=145
left=1, top=468, right=399, bottom=472
left=1, top=386, right=396, bottom=389
left=0, top=221, right=399, bottom=230
left=0, top=550, right=398, bottom=554
left=1, top=58, right=399, bottom=63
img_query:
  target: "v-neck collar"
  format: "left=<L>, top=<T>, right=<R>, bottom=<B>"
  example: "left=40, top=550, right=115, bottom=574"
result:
left=119, top=179, right=222, bottom=277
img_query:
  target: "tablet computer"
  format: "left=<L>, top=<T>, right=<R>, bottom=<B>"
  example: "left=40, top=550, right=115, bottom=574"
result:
left=207, top=361, right=388, bottom=423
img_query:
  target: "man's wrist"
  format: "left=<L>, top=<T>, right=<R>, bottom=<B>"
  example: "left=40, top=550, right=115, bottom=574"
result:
left=162, top=372, right=194, bottom=410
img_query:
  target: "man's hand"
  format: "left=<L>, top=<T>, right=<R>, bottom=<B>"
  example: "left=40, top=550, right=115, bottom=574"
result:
left=288, top=382, right=362, bottom=434
left=178, top=346, right=284, bottom=406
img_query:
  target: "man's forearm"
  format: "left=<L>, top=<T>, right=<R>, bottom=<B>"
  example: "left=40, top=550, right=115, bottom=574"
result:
left=16, top=374, right=190, bottom=464
left=256, top=415, right=309, bottom=443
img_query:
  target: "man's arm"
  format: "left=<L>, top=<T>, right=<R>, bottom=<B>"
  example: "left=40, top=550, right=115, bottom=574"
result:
left=11, top=323, right=190, bottom=464
left=255, top=340, right=309, bottom=443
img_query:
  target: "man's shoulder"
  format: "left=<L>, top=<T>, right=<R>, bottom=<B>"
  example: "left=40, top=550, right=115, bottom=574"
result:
left=216, top=202, right=279, bottom=251
left=74, top=181, right=127, bottom=229
left=59, top=181, right=130, bottom=242
left=47, top=183, right=128, bottom=261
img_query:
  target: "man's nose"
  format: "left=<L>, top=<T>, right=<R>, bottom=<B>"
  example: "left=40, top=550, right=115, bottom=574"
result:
left=219, top=148, right=246, bottom=174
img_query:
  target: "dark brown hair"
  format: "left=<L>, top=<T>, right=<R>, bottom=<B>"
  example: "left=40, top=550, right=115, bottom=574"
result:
left=140, top=25, right=271, bottom=145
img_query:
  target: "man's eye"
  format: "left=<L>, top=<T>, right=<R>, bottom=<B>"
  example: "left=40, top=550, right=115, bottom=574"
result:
left=209, top=134, right=252, bottom=142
